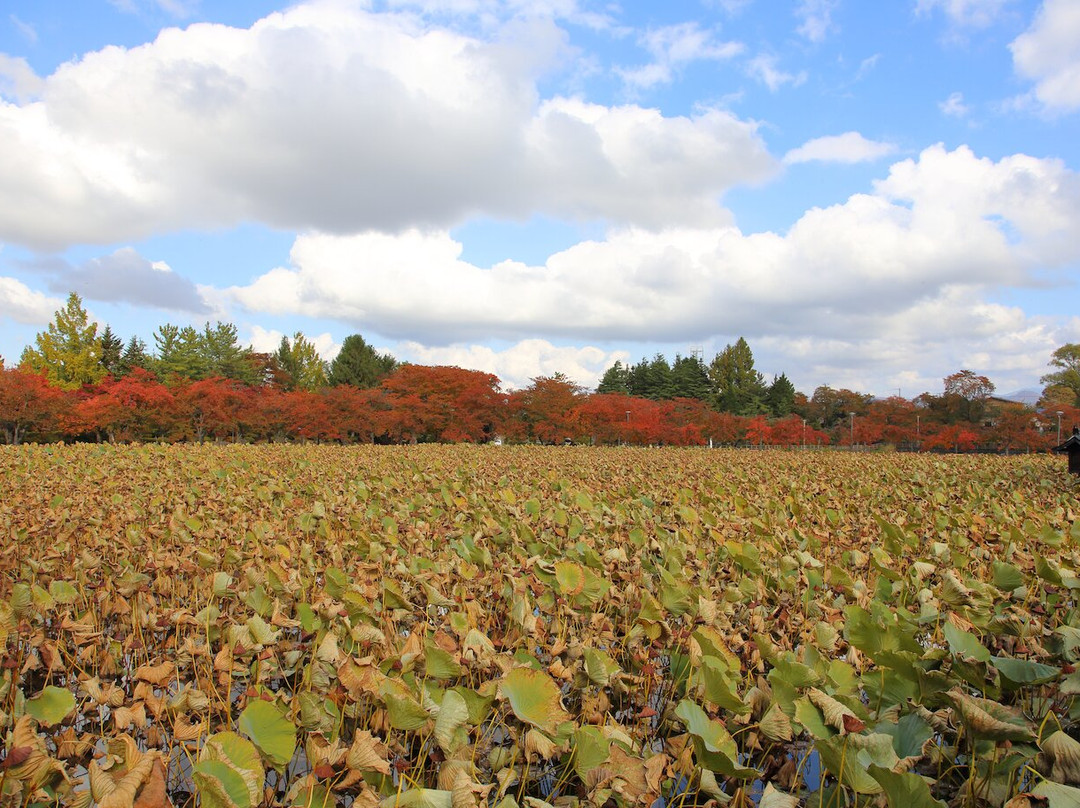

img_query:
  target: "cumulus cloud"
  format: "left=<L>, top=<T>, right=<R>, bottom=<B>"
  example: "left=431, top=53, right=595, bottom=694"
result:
left=21, top=247, right=211, bottom=313
left=0, top=3, right=773, bottom=251
left=397, top=339, right=628, bottom=389
left=783, top=132, right=898, bottom=164
left=0, top=276, right=64, bottom=324
left=225, top=147, right=1080, bottom=370
left=795, top=0, right=840, bottom=43
left=1010, top=0, right=1080, bottom=112
left=0, top=54, right=44, bottom=102
left=916, top=0, right=1015, bottom=27
left=617, top=22, right=743, bottom=90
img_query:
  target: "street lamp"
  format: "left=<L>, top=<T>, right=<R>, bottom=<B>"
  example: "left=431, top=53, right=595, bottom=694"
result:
left=801, top=418, right=806, bottom=449
left=1058, top=411, right=1064, bottom=444
left=849, top=412, right=855, bottom=447
left=917, top=414, right=921, bottom=449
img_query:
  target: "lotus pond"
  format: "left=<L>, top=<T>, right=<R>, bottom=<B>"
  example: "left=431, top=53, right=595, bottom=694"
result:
left=1, top=444, right=1079, bottom=808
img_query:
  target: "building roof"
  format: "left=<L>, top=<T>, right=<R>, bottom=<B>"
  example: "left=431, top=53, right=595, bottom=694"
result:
left=1055, top=427, right=1080, bottom=453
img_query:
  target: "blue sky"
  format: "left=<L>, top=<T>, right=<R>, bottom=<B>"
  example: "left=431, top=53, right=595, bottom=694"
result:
left=1, top=0, right=1078, bottom=396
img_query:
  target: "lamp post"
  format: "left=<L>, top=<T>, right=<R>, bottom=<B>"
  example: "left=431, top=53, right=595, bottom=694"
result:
left=916, top=414, right=921, bottom=449
left=801, top=418, right=806, bottom=449
left=1058, top=411, right=1064, bottom=444
left=849, top=412, right=855, bottom=447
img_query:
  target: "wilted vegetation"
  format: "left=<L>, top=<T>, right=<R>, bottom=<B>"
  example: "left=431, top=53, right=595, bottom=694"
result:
left=1, top=445, right=1079, bottom=807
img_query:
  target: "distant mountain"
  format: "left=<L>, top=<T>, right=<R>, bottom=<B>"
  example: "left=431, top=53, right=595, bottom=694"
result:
left=996, top=388, right=1042, bottom=406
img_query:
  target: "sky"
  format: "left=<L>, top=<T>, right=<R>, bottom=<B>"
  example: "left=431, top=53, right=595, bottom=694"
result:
left=1, top=0, right=1079, bottom=396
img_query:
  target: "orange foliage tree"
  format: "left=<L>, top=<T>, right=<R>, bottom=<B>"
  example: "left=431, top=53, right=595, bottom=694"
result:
left=73, top=368, right=176, bottom=442
left=0, top=368, right=70, bottom=444
left=380, top=365, right=504, bottom=443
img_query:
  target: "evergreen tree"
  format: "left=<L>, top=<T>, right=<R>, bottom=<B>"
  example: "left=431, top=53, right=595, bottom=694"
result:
left=328, top=334, right=397, bottom=388
left=671, top=354, right=711, bottom=400
left=19, top=292, right=105, bottom=390
left=154, top=324, right=208, bottom=382
left=767, top=373, right=797, bottom=417
left=644, top=354, right=674, bottom=399
left=626, top=359, right=650, bottom=398
left=202, top=322, right=257, bottom=384
left=118, top=336, right=150, bottom=377
left=596, top=361, right=630, bottom=395
left=99, top=325, right=124, bottom=378
left=709, top=338, right=767, bottom=415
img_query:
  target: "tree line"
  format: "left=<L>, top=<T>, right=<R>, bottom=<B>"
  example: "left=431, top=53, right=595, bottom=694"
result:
left=2, top=293, right=1078, bottom=450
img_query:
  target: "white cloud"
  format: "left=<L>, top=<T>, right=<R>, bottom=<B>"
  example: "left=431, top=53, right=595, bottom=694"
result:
left=397, top=339, right=628, bottom=389
left=745, top=53, right=807, bottom=91
left=10, top=15, right=37, bottom=45
left=1010, top=0, right=1080, bottom=112
left=0, top=4, right=773, bottom=251
left=916, top=0, right=1014, bottom=27
left=225, top=146, right=1080, bottom=379
left=0, top=276, right=63, bottom=325
left=618, top=22, right=743, bottom=90
left=0, top=54, right=43, bottom=102
left=939, top=90, right=970, bottom=117
left=795, top=0, right=840, bottom=43
left=247, top=325, right=342, bottom=362
left=783, top=132, right=898, bottom=164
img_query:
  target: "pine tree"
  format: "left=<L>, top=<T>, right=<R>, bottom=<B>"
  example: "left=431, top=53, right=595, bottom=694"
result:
left=596, top=361, right=630, bottom=395
left=671, top=354, right=711, bottom=400
left=118, top=336, right=150, bottom=377
left=767, top=373, right=797, bottom=417
left=328, top=334, right=397, bottom=388
left=202, top=322, right=257, bottom=385
left=99, top=325, right=124, bottom=378
left=709, top=338, right=767, bottom=415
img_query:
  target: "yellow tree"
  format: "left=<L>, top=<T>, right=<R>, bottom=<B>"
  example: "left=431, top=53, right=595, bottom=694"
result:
left=19, top=293, right=105, bottom=390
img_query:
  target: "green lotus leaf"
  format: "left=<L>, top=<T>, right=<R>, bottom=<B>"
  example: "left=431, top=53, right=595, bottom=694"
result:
left=194, top=759, right=256, bottom=808
left=1033, top=780, right=1080, bottom=807
left=554, top=562, right=585, bottom=597
left=583, top=647, right=621, bottom=687
left=943, top=622, right=990, bottom=663
left=433, top=689, right=469, bottom=754
left=991, top=656, right=1061, bottom=690
left=868, top=765, right=947, bottom=808
left=25, top=686, right=75, bottom=726
left=675, top=699, right=758, bottom=779
left=381, top=681, right=431, bottom=731
left=991, top=561, right=1024, bottom=591
left=379, top=789, right=453, bottom=808
left=815, top=737, right=882, bottom=795
left=501, top=667, right=570, bottom=736
left=199, top=732, right=264, bottom=808
left=572, top=726, right=611, bottom=780
left=699, top=656, right=749, bottom=715
left=424, top=638, right=462, bottom=680
left=874, top=713, right=933, bottom=759
left=289, top=783, right=334, bottom=808
left=238, top=699, right=297, bottom=770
